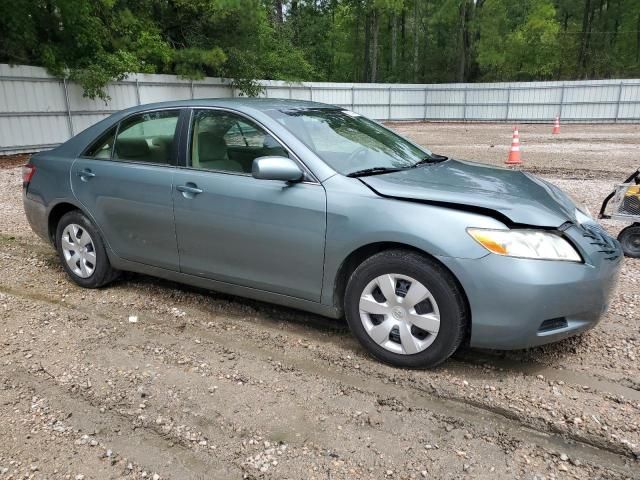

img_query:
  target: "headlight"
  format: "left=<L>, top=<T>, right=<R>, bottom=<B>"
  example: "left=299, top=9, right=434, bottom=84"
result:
left=467, top=228, right=582, bottom=262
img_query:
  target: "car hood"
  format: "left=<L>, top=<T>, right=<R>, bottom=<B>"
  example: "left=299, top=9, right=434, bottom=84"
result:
left=358, top=159, right=579, bottom=227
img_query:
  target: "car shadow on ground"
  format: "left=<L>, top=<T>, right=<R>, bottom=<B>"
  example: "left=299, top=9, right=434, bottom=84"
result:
left=11, top=237, right=632, bottom=398
left=111, top=270, right=593, bottom=373
left=23, top=236, right=596, bottom=378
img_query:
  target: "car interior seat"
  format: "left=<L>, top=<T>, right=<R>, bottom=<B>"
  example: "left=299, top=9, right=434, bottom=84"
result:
left=196, top=131, right=244, bottom=172
left=114, top=137, right=150, bottom=161
left=149, top=136, right=172, bottom=164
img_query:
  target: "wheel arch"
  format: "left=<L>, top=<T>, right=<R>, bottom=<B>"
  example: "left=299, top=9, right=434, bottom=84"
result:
left=47, top=200, right=87, bottom=246
left=332, top=242, right=472, bottom=344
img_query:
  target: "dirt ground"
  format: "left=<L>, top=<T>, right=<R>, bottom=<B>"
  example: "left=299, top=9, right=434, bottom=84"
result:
left=387, top=122, right=640, bottom=179
left=0, top=123, right=639, bottom=480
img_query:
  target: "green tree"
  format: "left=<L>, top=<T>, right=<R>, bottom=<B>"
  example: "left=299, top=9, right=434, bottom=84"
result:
left=476, top=0, right=561, bottom=80
left=0, top=0, right=638, bottom=98
left=0, top=0, right=174, bottom=99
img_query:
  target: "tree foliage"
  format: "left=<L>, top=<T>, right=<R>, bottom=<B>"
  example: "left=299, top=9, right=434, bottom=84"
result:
left=0, top=0, right=638, bottom=99
left=476, top=0, right=561, bottom=80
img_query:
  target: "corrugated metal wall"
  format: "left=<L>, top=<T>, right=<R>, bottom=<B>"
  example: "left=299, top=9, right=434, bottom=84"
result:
left=1, top=64, right=639, bottom=154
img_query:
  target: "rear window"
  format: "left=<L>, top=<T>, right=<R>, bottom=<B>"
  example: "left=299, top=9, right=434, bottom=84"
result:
left=82, top=110, right=181, bottom=164
left=82, top=126, right=117, bottom=159
left=113, top=111, right=180, bottom=164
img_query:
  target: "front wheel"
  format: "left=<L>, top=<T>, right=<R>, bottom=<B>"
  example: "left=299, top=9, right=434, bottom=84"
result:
left=344, top=250, right=467, bottom=368
left=55, top=210, right=118, bottom=288
left=618, top=224, right=640, bottom=258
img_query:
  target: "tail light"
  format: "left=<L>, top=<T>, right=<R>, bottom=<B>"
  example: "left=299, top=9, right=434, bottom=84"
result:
left=22, top=164, right=36, bottom=186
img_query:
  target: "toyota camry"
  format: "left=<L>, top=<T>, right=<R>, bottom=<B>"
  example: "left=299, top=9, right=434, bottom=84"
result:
left=22, top=99, right=622, bottom=368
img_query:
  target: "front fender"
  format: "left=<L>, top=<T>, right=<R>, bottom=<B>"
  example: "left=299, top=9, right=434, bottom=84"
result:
left=320, top=175, right=504, bottom=306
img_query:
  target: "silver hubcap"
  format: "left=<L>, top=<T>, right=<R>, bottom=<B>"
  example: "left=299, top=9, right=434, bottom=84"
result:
left=61, top=224, right=96, bottom=278
left=359, top=274, right=440, bottom=355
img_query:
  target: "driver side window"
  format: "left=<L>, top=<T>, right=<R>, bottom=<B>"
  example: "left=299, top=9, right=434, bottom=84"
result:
left=190, top=110, right=288, bottom=174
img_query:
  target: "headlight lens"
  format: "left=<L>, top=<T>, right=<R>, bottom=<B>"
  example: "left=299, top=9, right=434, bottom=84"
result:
left=467, top=228, right=582, bottom=262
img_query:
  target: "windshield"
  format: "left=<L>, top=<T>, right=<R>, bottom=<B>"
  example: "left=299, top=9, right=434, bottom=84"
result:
left=265, top=108, right=434, bottom=175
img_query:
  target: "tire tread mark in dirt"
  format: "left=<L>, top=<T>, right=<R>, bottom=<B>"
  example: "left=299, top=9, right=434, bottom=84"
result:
left=0, top=364, right=243, bottom=480
left=133, top=325, right=640, bottom=475
left=98, top=310, right=640, bottom=474
left=0, top=285, right=638, bottom=475
left=1, top=279, right=637, bottom=401
left=453, top=350, right=640, bottom=402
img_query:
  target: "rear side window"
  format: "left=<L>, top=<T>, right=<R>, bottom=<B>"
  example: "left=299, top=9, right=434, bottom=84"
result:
left=113, top=110, right=180, bottom=164
left=83, top=126, right=117, bottom=159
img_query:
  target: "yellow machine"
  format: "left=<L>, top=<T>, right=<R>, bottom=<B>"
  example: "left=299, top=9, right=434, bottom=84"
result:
left=599, top=169, right=640, bottom=258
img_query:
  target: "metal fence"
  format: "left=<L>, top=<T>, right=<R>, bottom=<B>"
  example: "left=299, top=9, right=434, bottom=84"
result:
left=1, top=63, right=639, bottom=154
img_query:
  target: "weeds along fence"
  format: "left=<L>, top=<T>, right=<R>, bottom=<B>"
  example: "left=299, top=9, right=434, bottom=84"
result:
left=1, top=63, right=639, bottom=154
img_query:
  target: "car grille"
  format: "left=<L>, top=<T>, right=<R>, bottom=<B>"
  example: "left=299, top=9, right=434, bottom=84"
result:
left=580, top=223, right=620, bottom=261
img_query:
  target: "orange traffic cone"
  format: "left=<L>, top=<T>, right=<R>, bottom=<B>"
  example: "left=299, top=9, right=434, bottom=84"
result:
left=552, top=115, right=560, bottom=134
left=505, top=126, right=522, bottom=165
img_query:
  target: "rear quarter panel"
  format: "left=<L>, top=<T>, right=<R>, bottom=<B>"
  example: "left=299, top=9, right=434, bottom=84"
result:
left=23, top=151, right=80, bottom=243
left=23, top=110, right=128, bottom=244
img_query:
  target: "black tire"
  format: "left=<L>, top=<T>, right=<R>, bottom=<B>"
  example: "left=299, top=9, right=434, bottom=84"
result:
left=55, top=210, right=118, bottom=288
left=618, top=224, right=640, bottom=258
left=344, top=249, right=467, bottom=368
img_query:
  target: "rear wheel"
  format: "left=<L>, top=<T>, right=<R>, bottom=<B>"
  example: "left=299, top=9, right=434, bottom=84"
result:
left=618, top=224, right=640, bottom=258
left=55, top=210, right=118, bottom=288
left=344, top=250, right=467, bottom=368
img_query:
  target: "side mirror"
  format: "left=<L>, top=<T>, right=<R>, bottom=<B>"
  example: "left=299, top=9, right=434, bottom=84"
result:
left=252, top=156, right=304, bottom=183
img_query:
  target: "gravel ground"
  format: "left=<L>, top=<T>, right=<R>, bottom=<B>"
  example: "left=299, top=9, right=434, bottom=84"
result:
left=386, top=123, right=640, bottom=179
left=0, top=123, right=639, bottom=479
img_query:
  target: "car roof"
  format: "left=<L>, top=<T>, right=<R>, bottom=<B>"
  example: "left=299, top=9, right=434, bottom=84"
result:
left=118, top=98, right=340, bottom=116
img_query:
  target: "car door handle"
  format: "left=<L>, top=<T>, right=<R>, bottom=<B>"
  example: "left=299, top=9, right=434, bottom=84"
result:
left=78, top=169, right=96, bottom=181
left=176, top=184, right=203, bottom=196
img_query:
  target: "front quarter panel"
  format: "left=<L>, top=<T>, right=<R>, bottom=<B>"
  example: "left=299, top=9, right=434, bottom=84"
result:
left=321, top=174, right=506, bottom=306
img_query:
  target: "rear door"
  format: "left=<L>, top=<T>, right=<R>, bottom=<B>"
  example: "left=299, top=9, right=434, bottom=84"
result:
left=172, top=108, right=327, bottom=301
left=71, top=109, right=183, bottom=271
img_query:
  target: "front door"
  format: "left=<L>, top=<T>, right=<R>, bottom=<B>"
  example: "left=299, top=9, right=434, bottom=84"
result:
left=71, top=109, right=182, bottom=271
left=172, top=109, right=327, bottom=301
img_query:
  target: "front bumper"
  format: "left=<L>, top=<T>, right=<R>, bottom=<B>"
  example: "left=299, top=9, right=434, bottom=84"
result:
left=438, top=224, right=623, bottom=350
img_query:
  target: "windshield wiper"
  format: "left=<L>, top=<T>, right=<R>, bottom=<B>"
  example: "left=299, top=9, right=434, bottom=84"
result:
left=346, top=167, right=404, bottom=178
left=347, top=153, right=449, bottom=177
left=411, top=153, right=449, bottom=168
